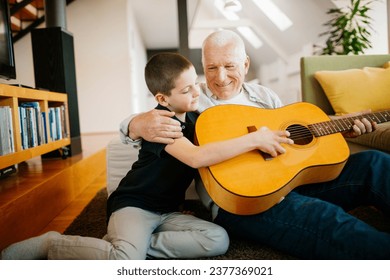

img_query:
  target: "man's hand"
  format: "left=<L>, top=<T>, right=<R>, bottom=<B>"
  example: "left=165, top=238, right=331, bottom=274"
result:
left=128, top=109, right=183, bottom=144
left=332, top=110, right=378, bottom=138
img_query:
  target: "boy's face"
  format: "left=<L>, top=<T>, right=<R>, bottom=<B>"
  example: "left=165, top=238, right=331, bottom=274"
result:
left=162, top=66, right=200, bottom=114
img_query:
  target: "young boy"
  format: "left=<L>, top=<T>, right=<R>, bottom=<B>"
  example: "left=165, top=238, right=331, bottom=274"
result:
left=1, top=53, right=292, bottom=260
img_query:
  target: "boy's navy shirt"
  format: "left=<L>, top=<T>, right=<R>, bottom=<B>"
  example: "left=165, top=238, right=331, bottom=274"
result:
left=107, top=104, right=199, bottom=219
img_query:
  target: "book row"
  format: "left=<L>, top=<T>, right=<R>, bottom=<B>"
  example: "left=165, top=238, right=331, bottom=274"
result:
left=0, top=102, right=69, bottom=155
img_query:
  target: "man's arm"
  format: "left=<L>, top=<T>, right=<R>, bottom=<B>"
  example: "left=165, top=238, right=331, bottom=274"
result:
left=119, top=109, right=183, bottom=145
left=119, top=114, right=141, bottom=146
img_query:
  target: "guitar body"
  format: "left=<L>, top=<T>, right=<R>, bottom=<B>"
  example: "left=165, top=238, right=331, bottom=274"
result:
left=195, top=102, right=350, bottom=215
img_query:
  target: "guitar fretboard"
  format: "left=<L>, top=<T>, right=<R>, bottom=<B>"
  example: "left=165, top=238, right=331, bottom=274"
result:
left=309, top=110, right=390, bottom=137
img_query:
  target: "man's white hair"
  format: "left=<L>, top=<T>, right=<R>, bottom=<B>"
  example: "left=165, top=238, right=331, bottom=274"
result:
left=201, top=29, right=247, bottom=65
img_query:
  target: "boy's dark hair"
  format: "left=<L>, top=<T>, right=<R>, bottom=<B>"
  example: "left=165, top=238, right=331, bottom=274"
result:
left=145, top=52, right=193, bottom=96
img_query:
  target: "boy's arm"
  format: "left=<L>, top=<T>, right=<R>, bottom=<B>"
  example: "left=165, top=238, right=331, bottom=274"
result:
left=165, top=127, right=293, bottom=168
left=119, top=109, right=184, bottom=146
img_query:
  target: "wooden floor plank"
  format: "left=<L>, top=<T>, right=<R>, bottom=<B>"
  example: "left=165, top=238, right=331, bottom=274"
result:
left=39, top=170, right=107, bottom=234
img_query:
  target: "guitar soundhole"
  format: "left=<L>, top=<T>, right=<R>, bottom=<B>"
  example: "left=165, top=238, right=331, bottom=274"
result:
left=287, top=124, right=313, bottom=145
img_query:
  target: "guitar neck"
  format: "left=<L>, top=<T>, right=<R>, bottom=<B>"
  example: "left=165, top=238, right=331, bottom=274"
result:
left=309, top=110, right=390, bottom=137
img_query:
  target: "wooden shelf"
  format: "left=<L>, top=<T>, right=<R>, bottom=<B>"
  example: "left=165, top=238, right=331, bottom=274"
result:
left=0, top=84, right=70, bottom=170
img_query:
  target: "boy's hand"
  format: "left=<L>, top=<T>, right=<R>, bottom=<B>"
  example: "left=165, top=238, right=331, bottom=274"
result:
left=255, top=127, right=294, bottom=158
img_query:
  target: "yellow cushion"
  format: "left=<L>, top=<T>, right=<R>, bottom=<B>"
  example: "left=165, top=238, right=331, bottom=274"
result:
left=314, top=62, right=390, bottom=115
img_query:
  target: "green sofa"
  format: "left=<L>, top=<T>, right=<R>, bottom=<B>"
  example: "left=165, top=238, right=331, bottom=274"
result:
left=300, top=54, right=390, bottom=154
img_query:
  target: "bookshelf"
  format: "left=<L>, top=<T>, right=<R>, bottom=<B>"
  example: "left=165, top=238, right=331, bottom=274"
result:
left=0, top=84, right=70, bottom=170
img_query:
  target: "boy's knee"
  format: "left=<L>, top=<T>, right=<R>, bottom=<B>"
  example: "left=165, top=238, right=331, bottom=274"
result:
left=111, top=241, right=146, bottom=260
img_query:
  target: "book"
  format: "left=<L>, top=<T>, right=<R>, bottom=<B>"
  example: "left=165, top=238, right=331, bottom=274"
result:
left=0, top=106, right=14, bottom=156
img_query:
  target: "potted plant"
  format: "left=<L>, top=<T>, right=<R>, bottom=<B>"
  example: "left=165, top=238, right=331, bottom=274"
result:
left=317, top=0, right=375, bottom=55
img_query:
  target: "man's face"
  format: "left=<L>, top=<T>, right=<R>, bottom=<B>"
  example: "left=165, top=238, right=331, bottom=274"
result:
left=203, top=42, right=249, bottom=100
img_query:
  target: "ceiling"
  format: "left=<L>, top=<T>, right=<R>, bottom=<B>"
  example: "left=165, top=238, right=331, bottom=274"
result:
left=8, top=0, right=45, bottom=41
left=129, top=0, right=337, bottom=71
left=8, top=0, right=75, bottom=42
left=8, top=0, right=337, bottom=72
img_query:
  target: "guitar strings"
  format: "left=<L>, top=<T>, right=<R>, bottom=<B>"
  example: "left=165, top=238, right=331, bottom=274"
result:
left=258, top=110, right=390, bottom=142
left=286, top=127, right=313, bottom=141
left=283, top=111, right=390, bottom=142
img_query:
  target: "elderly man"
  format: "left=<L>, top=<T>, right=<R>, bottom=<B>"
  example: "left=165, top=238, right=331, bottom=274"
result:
left=120, top=30, right=390, bottom=259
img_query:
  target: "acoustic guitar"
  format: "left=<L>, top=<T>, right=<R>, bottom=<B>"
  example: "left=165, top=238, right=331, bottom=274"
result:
left=195, top=102, right=390, bottom=215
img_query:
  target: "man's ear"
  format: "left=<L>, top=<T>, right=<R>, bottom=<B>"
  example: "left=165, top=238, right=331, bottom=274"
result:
left=155, top=93, right=168, bottom=106
left=244, top=55, right=250, bottom=74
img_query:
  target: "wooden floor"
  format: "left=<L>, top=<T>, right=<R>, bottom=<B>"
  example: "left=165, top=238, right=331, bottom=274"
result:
left=0, top=132, right=117, bottom=250
left=39, top=170, right=106, bottom=234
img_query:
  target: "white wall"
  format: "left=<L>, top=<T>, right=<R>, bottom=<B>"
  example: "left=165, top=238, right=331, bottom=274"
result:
left=10, top=34, right=35, bottom=87
left=3, top=0, right=151, bottom=134
left=67, top=0, right=150, bottom=133
left=258, top=0, right=389, bottom=106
